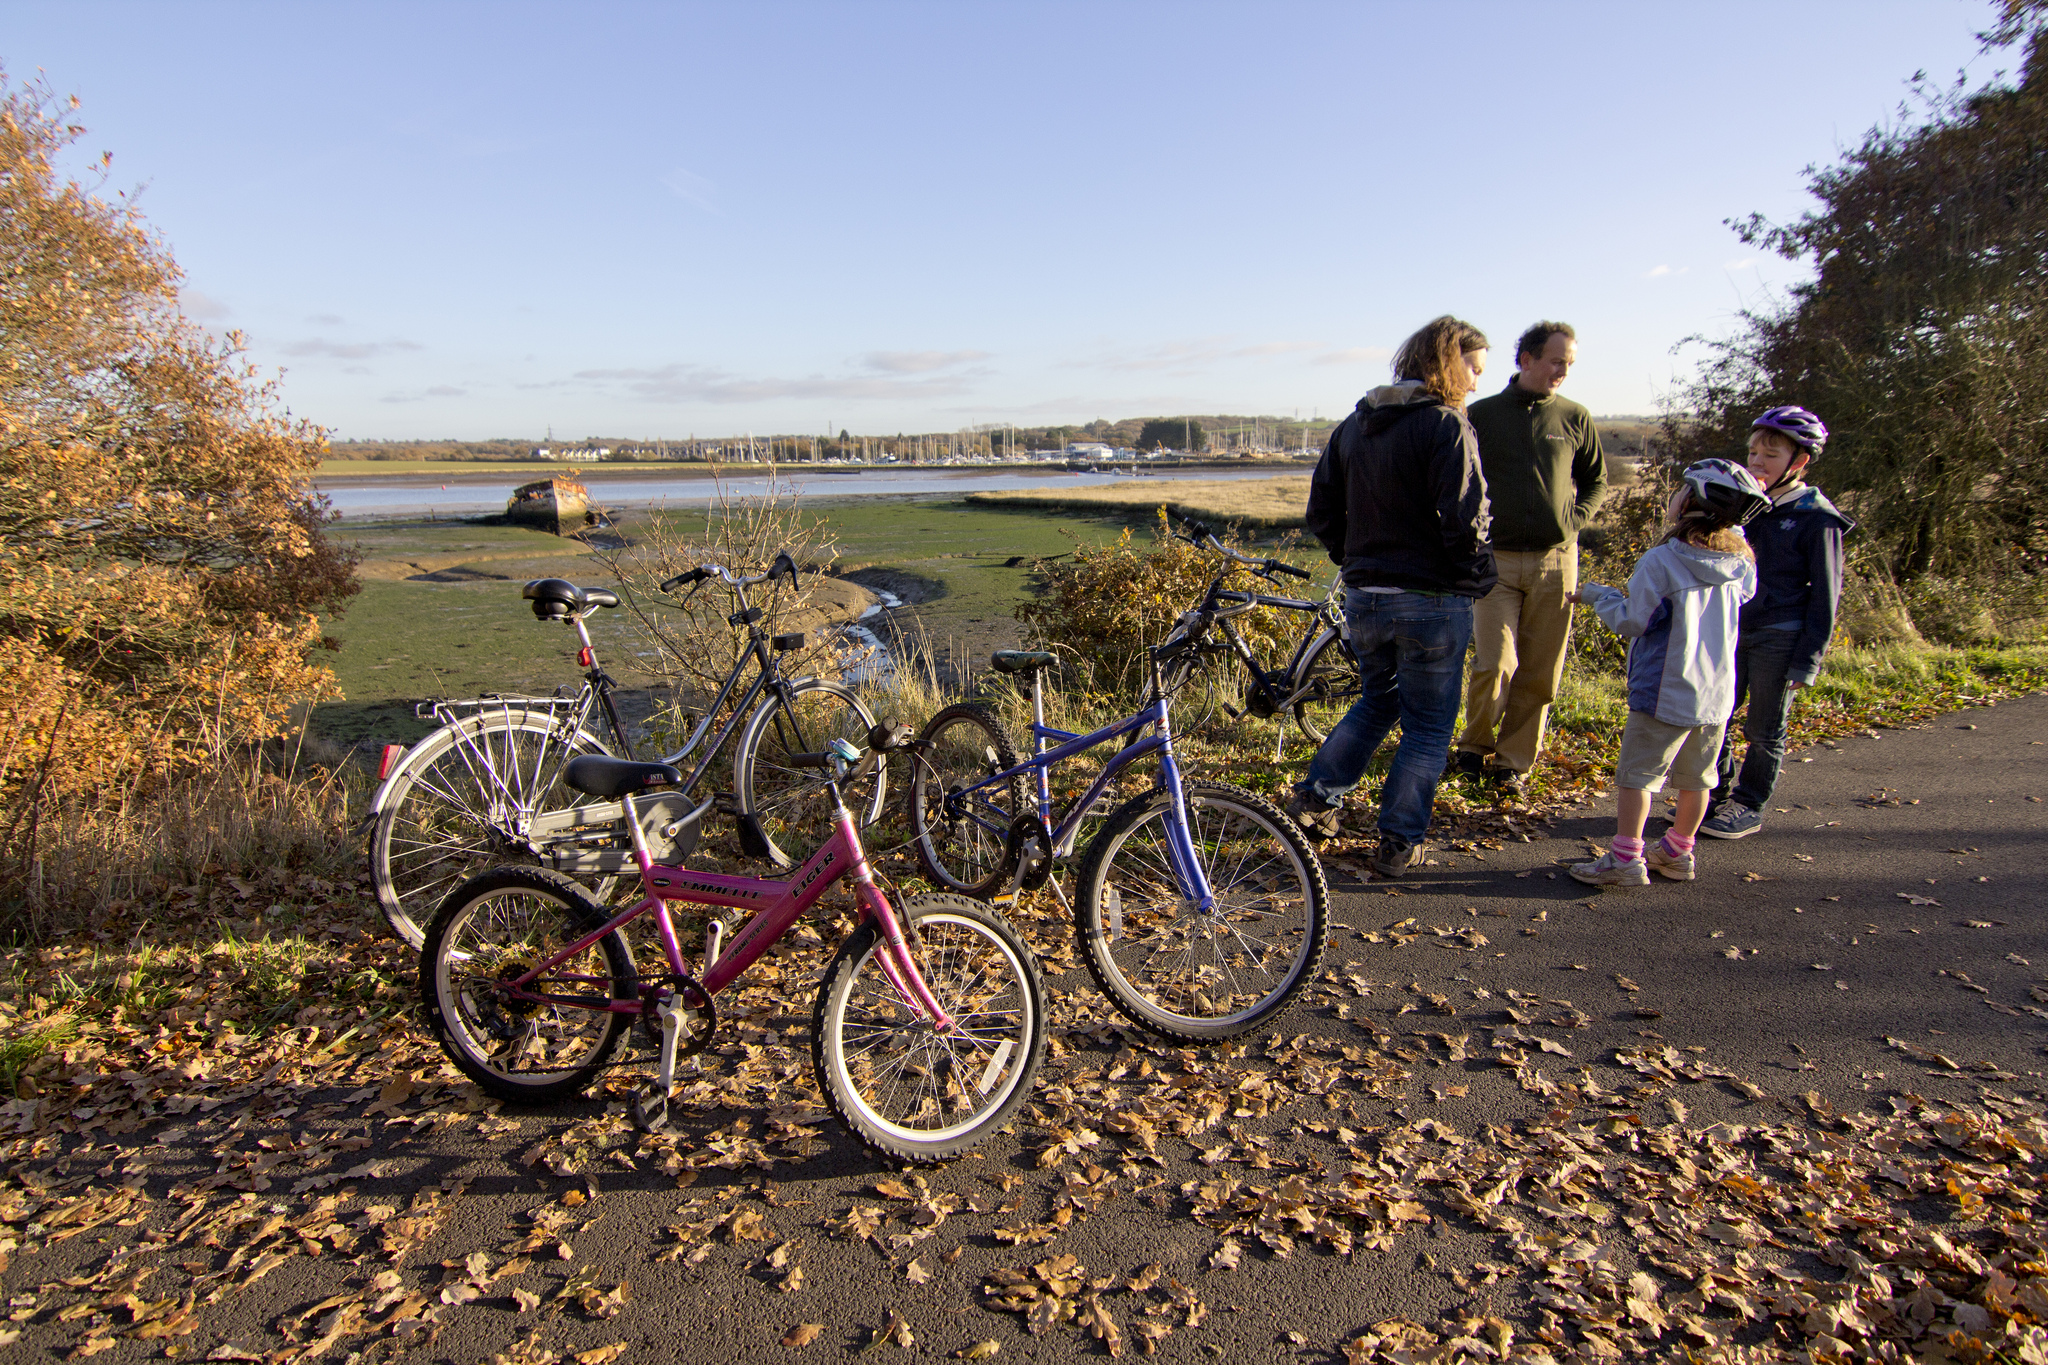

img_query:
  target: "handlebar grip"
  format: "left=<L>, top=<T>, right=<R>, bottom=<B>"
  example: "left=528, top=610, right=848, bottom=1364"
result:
left=785, top=751, right=829, bottom=769
left=1268, top=559, right=1313, bottom=580
left=768, top=551, right=800, bottom=589
left=660, top=566, right=710, bottom=593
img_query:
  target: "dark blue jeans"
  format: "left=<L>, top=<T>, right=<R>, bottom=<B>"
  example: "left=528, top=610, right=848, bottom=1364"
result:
left=1711, top=625, right=1801, bottom=810
left=1294, top=588, right=1474, bottom=844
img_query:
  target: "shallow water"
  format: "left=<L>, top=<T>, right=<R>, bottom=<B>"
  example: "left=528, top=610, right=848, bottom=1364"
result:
left=316, top=464, right=1295, bottom=518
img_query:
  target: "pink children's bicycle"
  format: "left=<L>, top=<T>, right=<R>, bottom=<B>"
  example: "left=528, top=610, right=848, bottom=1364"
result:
left=417, top=729, right=1046, bottom=1163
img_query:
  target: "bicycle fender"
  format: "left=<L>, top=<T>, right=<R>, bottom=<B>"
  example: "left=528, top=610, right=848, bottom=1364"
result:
left=1287, top=624, right=1345, bottom=679
left=362, top=709, right=613, bottom=819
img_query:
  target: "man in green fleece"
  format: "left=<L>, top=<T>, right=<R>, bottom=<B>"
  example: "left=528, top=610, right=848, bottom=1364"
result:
left=1453, top=322, right=1607, bottom=794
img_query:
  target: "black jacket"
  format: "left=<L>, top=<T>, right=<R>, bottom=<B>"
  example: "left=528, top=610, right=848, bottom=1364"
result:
left=1741, top=482, right=1853, bottom=685
left=1304, top=383, right=1496, bottom=597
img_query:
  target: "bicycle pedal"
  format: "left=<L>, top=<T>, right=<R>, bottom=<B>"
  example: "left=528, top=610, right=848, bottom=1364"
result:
left=630, top=1089, right=671, bottom=1135
left=712, top=791, right=741, bottom=815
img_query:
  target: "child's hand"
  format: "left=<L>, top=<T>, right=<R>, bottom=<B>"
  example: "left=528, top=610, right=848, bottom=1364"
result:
left=1565, top=589, right=1583, bottom=605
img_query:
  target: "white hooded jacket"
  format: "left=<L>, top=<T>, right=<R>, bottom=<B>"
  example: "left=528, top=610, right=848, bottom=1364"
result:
left=1579, top=540, right=1757, bottom=728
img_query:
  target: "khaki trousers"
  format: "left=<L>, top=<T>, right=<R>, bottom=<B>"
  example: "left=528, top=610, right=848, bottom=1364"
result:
left=1458, top=544, right=1578, bottom=774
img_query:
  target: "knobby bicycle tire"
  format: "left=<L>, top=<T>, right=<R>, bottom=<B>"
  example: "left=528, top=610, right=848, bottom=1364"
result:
left=1074, top=780, right=1329, bottom=1042
left=372, top=710, right=620, bottom=951
left=905, top=704, right=1024, bottom=898
left=419, top=866, right=638, bottom=1103
left=735, top=679, right=883, bottom=868
left=812, top=893, right=1045, bottom=1163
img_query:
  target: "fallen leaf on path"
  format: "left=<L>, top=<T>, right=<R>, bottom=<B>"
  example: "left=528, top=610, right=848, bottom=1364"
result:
left=782, top=1324, right=823, bottom=1348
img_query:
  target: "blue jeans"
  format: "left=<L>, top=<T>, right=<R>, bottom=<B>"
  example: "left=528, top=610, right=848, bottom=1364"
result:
left=1294, top=588, right=1474, bottom=844
left=1711, top=625, right=1801, bottom=810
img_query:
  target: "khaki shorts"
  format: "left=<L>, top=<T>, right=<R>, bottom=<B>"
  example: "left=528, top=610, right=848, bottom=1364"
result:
left=1616, top=712, right=1726, bottom=792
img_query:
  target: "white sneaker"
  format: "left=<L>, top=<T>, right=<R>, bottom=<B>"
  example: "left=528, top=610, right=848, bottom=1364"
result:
left=1570, top=850, right=1650, bottom=887
left=1644, top=840, right=1696, bottom=881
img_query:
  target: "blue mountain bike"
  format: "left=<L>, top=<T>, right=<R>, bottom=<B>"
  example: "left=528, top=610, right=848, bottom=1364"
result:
left=904, top=641, right=1329, bottom=1042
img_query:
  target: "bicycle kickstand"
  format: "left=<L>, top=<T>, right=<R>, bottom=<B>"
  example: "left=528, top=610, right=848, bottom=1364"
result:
left=632, top=996, right=688, bottom=1135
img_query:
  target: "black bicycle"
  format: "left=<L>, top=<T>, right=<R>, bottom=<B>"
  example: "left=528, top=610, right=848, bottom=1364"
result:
left=1153, top=515, right=1362, bottom=744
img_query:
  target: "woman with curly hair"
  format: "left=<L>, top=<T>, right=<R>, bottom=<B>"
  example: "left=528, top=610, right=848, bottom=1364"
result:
left=1287, top=316, right=1497, bottom=877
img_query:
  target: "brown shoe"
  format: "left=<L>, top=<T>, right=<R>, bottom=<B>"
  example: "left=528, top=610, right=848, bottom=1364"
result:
left=1284, top=791, right=1342, bottom=843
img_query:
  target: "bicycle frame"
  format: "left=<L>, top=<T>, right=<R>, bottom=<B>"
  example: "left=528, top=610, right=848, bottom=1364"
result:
left=947, top=676, right=1217, bottom=912
left=503, top=789, right=952, bottom=1030
left=374, top=588, right=818, bottom=855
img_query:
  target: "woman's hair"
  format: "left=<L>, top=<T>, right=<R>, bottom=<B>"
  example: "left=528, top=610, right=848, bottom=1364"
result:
left=1660, top=489, right=1755, bottom=560
left=1391, top=316, right=1490, bottom=408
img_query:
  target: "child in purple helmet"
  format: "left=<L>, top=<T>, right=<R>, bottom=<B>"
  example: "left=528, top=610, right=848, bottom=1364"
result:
left=1700, top=406, right=1855, bottom=840
left=1565, top=460, right=1765, bottom=886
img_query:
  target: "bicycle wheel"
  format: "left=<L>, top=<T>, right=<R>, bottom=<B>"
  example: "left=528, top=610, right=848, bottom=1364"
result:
left=1292, top=628, right=1362, bottom=743
left=812, top=893, right=1045, bottom=1163
left=1074, top=780, right=1329, bottom=1042
left=905, top=704, right=1023, bottom=898
left=419, top=866, right=638, bottom=1103
left=736, top=679, right=882, bottom=868
left=1160, top=650, right=1230, bottom=738
left=372, top=711, right=619, bottom=951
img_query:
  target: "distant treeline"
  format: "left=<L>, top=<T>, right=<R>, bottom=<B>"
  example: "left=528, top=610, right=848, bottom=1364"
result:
left=330, top=414, right=1661, bottom=463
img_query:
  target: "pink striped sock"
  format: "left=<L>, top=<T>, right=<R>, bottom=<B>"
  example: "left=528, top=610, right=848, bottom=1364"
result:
left=1611, top=835, right=1645, bottom=862
left=1662, top=831, right=1696, bottom=855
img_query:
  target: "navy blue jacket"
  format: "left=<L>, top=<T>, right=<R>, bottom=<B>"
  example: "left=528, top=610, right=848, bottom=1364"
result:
left=1742, top=484, right=1852, bottom=685
left=1304, top=383, right=1496, bottom=598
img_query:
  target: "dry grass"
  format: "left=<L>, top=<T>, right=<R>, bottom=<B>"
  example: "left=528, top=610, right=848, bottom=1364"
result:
left=3, top=748, right=368, bottom=943
left=965, top=475, right=1313, bottom=528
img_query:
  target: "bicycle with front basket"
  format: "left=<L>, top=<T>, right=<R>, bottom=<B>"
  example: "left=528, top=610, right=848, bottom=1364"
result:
left=418, top=730, right=1045, bottom=1163
left=368, top=552, right=883, bottom=949
left=904, top=639, right=1330, bottom=1042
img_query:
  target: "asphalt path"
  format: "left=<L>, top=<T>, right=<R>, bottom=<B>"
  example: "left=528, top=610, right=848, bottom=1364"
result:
left=4, top=695, right=2044, bottom=1363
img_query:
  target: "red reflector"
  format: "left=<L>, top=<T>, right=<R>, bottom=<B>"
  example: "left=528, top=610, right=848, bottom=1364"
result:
left=377, top=743, right=406, bottom=780
left=578, top=646, right=594, bottom=668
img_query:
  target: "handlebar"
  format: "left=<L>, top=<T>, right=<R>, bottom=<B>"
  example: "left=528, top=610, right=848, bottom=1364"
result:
left=659, top=553, right=804, bottom=596
left=1166, top=510, right=1312, bottom=582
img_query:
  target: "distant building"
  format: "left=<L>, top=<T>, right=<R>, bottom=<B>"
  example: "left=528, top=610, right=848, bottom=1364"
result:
left=531, top=445, right=610, bottom=462
left=1063, top=442, right=1116, bottom=460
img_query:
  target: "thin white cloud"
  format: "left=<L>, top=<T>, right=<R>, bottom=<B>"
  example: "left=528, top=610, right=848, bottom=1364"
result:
left=380, top=384, right=467, bottom=404
left=180, top=289, right=230, bottom=321
left=1311, top=346, right=1393, bottom=367
left=283, top=338, right=426, bottom=360
left=1643, top=264, right=1690, bottom=279
left=569, top=361, right=986, bottom=405
left=1064, top=336, right=1330, bottom=375
left=860, top=350, right=992, bottom=374
left=661, top=168, right=717, bottom=210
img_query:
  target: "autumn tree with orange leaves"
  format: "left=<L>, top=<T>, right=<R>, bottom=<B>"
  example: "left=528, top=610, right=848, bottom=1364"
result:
left=0, top=72, right=359, bottom=880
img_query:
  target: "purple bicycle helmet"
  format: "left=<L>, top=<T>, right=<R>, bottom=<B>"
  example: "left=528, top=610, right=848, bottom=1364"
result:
left=1682, top=458, right=1771, bottom=528
left=1751, top=405, right=1828, bottom=457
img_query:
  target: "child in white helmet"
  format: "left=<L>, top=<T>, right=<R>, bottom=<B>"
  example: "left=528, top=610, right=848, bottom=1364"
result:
left=1567, top=460, right=1767, bottom=886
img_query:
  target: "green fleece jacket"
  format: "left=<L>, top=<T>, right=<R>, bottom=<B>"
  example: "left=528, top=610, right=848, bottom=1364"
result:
left=1465, top=379, right=1608, bottom=552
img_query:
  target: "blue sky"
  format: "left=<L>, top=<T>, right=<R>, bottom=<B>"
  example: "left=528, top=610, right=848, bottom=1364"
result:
left=0, top=1, right=2010, bottom=440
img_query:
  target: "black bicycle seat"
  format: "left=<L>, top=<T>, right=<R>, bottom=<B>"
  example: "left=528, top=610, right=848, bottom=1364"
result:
left=991, top=650, right=1057, bottom=674
left=562, top=755, right=682, bottom=799
left=523, top=580, right=620, bottom=619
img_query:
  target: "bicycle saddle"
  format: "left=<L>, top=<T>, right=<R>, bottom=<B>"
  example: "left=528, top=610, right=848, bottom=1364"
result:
left=523, top=579, right=621, bottom=620
left=562, top=755, right=683, bottom=799
left=991, top=650, right=1057, bottom=674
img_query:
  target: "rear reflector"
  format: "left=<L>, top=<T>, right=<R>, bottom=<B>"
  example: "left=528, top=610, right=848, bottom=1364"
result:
left=579, top=646, right=594, bottom=668
left=377, top=744, right=406, bottom=780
